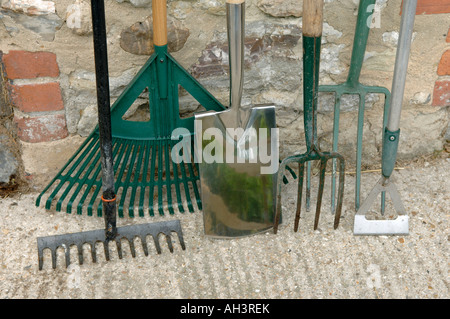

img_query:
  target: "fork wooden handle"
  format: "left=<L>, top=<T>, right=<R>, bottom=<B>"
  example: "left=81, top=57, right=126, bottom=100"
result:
left=303, top=0, right=324, bottom=37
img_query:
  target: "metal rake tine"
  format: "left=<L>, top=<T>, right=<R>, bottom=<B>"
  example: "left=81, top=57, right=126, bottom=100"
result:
left=91, top=242, right=97, bottom=263
left=294, top=162, right=305, bottom=232
left=129, top=238, right=136, bottom=258
left=116, top=239, right=123, bottom=259
left=51, top=249, right=57, bottom=269
left=77, top=244, right=84, bottom=266
left=177, top=231, right=186, bottom=250
left=141, top=236, right=149, bottom=256
left=64, top=246, right=71, bottom=268
left=165, top=234, right=174, bottom=253
left=153, top=235, right=162, bottom=254
left=314, top=159, right=327, bottom=230
left=104, top=241, right=110, bottom=261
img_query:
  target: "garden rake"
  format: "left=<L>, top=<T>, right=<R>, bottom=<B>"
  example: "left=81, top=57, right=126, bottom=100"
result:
left=354, top=0, right=417, bottom=236
left=35, top=0, right=225, bottom=218
left=37, top=0, right=186, bottom=270
left=274, top=0, right=345, bottom=233
left=317, top=0, right=391, bottom=213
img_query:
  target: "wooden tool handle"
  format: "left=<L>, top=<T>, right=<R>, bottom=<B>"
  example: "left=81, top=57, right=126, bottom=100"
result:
left=303, top=0, right=324, bottom=37
left=226, top=0, right=245, bottom=4
left=152, top=0, right=167, bottom=46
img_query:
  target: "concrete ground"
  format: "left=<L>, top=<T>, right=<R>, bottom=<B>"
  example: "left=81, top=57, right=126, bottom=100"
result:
left=0, top=136, right=448, bottom=299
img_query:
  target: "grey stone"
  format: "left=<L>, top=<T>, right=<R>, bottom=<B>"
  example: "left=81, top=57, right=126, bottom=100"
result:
left=120, top=16, right=190, bottom=55
left=410, top=92, right=431, bottom=105
left=0, top=141, right=18, bottom=185
left=115, top=0, right=151, bottom=8
left=194, top=0, right=226, bottom=16
left=65, top=0, right=92, bottom=36
left=257, top=0, right=302, bottom=18
left=0, top=8, right=63, bottom=41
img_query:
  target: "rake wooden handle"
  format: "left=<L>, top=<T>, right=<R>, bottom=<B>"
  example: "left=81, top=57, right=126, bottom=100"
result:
left=152, top=0, right=168, bottom=46
left=303, top=0, right=324, bottom=37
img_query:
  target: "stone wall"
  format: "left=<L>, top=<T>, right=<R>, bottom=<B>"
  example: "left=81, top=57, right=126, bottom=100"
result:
left=0, top=0, right=449, bottom=168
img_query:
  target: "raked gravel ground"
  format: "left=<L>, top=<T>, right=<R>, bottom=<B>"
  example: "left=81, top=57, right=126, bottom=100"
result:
left=0, top=136, right=448, bottom=299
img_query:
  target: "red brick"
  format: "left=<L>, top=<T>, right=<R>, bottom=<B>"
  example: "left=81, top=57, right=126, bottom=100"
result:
left=9, top=82, right=64, bottom=113
left=14, top=114, right=68, bottom=143
left=432, top=80, right=450, bottom=106
left=437, top=50, right=450, bottom=76
left=401, top=0, right=450, bottom=14
left=3, top=50, right=59, bottom=80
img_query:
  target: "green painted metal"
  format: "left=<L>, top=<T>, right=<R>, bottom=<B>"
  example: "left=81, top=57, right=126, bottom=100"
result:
left=317, top=0, right=391, bottom=212
left=381, top=128, right=400, bottom=178
left=36, top=44, right=226, bottom=217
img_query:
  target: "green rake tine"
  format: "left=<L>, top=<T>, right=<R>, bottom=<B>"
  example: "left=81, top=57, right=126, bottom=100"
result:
left=128, top=140, right=145, bottom=217
left=66, top=147, right=102, bottom=214
left=116, top=140, right=134, bottom=218
left=45, top=135, right=99, bottom=211
left=177, top=145, right=195, bottom=212
left=148, top=140, right=157, bottom=216
left=186, top=159, right=202, bottom=211
left=170, top=142, right=185, bottom=213
left=36, top=133, right=95, bottom=208
left=157, top=140, right=165, bottom=216
left=119, top=141, right=139, bottom=217
left=88, top=178, right=102, bottom=217
left=90, top=138, right=125, bottom=217
left=77, top=161, right=101, bottom=215
left=59, top=137, right=107, bottom=213
left=138, top=141, right=151, bottom=217
left=120, top=142, right=140, bottom=216
left=164, top=140, right=176, bottom=215
left=53, top=137, right=99, bottom=212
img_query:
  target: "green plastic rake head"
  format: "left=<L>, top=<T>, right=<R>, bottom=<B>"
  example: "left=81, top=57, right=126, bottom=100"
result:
left=36, top=19, right=225, bottom=217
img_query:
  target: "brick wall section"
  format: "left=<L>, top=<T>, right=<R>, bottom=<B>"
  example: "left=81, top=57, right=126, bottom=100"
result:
left=422, top=6, right=450, bottom=108
left=3, top=51, right=59, bottom=80
left=432, top=80, right=450, bottom=107
left=415, top=0, right=450, bottom=15
left=3, top=50, right=68, bottom=143
left=437, top=50, right=450, bottom=76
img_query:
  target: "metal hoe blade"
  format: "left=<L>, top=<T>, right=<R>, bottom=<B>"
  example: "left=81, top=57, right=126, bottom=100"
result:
left=353, top=0, right=416, bottom=236
left=37, top=220, right=186, bottom=270
left=353, top=177, right=408, bottom=236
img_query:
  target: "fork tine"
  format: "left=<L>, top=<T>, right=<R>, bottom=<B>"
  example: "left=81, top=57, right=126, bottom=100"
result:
left=294, top=162, right=305, bottom=232
left=334, top=155, right=345, bottom=229
left=314, top=159, right=327, bottom=230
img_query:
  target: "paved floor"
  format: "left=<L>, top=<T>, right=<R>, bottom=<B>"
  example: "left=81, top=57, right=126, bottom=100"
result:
left=0, top=138, right=448, bottom=299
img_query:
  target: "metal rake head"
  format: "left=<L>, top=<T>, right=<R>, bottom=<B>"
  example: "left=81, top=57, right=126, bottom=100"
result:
left=274, top=149, right=345, bottom=233
left=37, top=220, right=185, bottom=270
